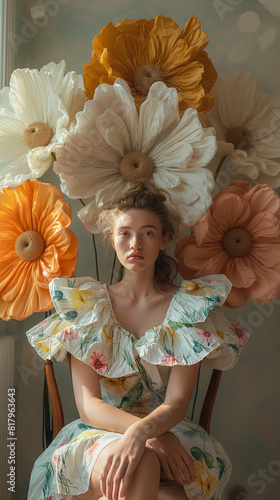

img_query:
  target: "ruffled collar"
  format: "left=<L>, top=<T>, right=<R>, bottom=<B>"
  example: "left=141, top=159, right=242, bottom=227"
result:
left=103, top=283, right=180, bottom=344
left=26, top=274, right=236, bottom=376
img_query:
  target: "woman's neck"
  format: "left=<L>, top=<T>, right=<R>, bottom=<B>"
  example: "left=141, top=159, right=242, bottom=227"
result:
left=116, top=269, right=157, bottom=300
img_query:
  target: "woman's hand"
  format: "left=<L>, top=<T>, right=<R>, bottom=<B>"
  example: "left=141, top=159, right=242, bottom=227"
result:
left=146, top=432, right=196, bottom=486
left=99, top=429, right=146, bottom=500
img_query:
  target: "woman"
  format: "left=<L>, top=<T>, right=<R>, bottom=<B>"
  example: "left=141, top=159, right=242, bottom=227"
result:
left=27, top=184, right=246, bottom=500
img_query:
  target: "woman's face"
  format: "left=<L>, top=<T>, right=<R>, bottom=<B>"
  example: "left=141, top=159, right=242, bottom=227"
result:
left=111, top=209, right=169, bottom=272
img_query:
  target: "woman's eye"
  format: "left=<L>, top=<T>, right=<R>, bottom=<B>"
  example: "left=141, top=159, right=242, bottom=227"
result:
left=144, top=231, right=153, bottom=236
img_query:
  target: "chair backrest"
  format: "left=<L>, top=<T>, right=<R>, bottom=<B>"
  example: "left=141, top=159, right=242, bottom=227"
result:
left=44, top=358, right=222, bottom=439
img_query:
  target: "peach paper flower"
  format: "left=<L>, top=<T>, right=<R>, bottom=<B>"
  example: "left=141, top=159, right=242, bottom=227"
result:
left=175, top=181, right=280, bottom=308
left=0, top=180, right=78, bottom=320
left=83, top=15, right=217, bottom=115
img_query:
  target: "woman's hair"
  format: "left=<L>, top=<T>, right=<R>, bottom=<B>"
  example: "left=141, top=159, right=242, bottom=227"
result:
left=97, top=183, right=181, bottom=289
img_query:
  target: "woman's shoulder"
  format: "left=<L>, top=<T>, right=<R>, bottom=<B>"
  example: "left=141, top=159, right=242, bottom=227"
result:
left=50, top=276, right=103, bottom=294
left=136, top=275, right=250, bottom=371
left=167, top=274, right=232, bottom=322
left=176, top=275, right=232, bottom=300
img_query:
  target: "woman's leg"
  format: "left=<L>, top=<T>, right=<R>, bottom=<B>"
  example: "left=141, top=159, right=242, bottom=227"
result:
left=73, top=443, right=161, bottom=500
left=125, top=447, right=160, bottom=500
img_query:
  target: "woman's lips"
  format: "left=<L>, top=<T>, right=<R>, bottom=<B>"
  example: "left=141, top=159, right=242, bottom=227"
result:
left=128, top=254, right=144, bottom=260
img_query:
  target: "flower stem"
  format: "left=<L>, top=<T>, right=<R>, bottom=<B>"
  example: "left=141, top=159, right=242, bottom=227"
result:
left=214, top=155, right=227, bottom=181
left=117, top=263, right=124, bottom=282
left=110, top=252, right=117, bottom=285
left=79, top=199, right=99, bottom=281
left=91, top=233, right=99, bottom=281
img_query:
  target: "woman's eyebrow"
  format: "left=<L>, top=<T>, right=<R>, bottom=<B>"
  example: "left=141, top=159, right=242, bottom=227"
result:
left=117, top=225, right=158, bottom=230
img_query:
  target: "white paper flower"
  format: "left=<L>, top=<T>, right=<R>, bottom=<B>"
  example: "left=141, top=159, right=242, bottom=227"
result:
left=0, top=61, right=87, bottom=189
left=201, top=72, right=280, bottom=187
left=40, top=60, right=87, bottom=126
left=54, top=79, right=216, bottom=232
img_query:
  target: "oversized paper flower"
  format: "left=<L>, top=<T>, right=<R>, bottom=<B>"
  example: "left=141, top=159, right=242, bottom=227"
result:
left=175, top=181, right=280, bottom=308
left=0, top=60, right=86, bottom=189
left=83, top=15, right=217, bottom=115
left=0, top=180, right=79, bottom=321
left=54, top=78, right=216, bottom=232
left=201, top=72, right=280, bottom=187
left=40, top=60, right=87, bottom=126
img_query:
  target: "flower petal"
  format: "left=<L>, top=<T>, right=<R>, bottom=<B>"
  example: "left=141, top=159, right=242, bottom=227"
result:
left=55, top=79, right=217, bottom=228
left=224, top=258, right=256, bottom=289
left=96, top=108, right=131, bottom=155
left=84, top=15, right=217, bottom=115
left=10, top=69, right=69, bottom=130
left=0, top=180, right=78, bottom=320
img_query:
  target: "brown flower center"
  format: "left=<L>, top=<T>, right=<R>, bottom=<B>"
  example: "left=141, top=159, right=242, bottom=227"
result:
left=15, top=231, right=45, bottom=261
left=133, top=65, right=166, bottom=95
left=226, top=126, right=252, bottom=151
left=222, top=228, right=252, bottom=257
left=119, top=152, right=154, bottom=182
left=23, top=121, right=52, bottom=149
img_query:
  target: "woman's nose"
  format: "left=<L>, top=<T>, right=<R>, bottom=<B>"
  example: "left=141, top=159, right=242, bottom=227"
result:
left=130, top=234, right=141, bottom=249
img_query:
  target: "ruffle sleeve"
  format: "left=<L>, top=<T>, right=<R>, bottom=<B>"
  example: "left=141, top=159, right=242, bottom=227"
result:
left=26, top=277, right=138, bottom=378
left=133, top=275, right=250, bottom=370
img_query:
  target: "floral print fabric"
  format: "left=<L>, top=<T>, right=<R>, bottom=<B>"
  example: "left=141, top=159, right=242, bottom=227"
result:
left=27, top=274, right=249, bottom=372
left=26, top=275, right=249, bottom=500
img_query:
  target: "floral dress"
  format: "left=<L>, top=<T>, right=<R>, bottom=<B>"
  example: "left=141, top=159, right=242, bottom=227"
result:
left=26, top=274, right=250, bottom=500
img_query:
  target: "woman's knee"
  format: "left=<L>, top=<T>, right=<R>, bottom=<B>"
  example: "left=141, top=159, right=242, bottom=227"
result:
left=137, top=447, right=161, bottom=477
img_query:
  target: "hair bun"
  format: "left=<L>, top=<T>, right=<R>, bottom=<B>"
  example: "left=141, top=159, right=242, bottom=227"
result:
left=130, top=181, right=167, bottom=203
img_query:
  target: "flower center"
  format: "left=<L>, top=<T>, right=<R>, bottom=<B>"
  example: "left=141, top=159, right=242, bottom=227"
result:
left=23, top=121, right=52, bottom=149
left=15, top=231, right=45, bottom=261
left=119, top=152, right=154, bottom=182
left=226, top=126, right=252, bottom=151
left=133, top=65, right=166, bottom=95
left=222, top=228, right=252, bottom=257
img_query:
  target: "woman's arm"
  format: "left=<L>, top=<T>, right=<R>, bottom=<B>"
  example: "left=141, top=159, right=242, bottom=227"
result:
left=71, top=355, right=199, bottom=495
left=71, top=354, right=141, bottom=432
left=127, top=362, right=200, bottom=440
left=71, top=354, right=199, bottom=438
left=126, top=363, right=200, bottom=487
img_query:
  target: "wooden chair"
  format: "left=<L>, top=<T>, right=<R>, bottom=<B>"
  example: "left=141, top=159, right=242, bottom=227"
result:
left=44, top=359, right=222, bottom=499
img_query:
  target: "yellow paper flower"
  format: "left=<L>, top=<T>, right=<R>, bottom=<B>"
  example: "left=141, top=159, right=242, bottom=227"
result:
left=0, top=179, right=79, bottom=321
left=83, top=15, right=217, bottom=115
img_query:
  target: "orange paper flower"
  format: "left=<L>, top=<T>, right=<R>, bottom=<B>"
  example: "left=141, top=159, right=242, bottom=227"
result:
left=83, top=15, right=217, bottom=115
left=175, top=181, right=280, bottom=308
left=0, top=180, right=79, bottom=321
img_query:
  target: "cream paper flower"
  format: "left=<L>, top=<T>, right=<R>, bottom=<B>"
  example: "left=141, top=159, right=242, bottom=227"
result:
left=201, top=72, right=280, bottom=187
left=54, top=79, right=216, bottom=232
left=0, top=60, right=86, bottom=188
